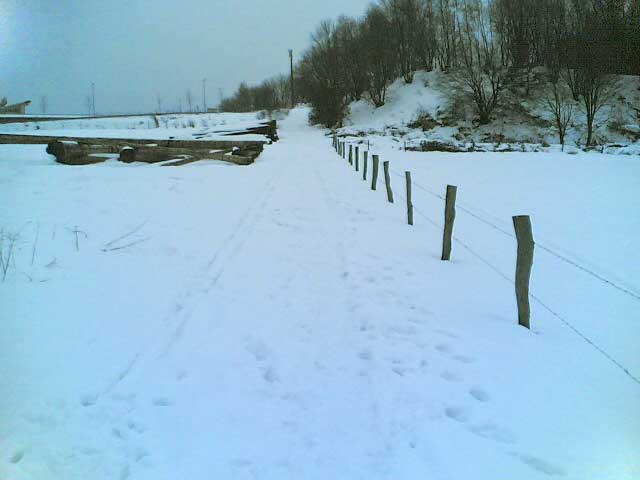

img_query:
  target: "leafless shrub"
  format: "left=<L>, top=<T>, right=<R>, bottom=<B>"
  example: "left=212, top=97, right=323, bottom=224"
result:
left=456, top=0, right=507, bottom=124
left=0, top=228, right=19, bottom=282
left=66, top=226, right=87, bottom=252
left=545, top=76, right=574, bottom=150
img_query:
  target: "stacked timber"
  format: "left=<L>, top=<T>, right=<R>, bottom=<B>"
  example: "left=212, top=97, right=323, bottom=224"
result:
left=45, top=141, right=119, bottom=165
left=219, top=120, right=278, bottom=142
left=45, top=140, right=259, bottom=166
left=119, top=144, right=257, bottom=166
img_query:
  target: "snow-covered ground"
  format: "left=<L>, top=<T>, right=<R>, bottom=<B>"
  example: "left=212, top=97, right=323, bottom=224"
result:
left=1, top=107, right=638, bottom=480
left=0, top=112, right=274, bottom=142
left=0, top=114, right=86, bottom=119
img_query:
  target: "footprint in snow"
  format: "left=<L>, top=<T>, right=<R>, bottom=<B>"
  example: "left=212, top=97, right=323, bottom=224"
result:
left=511, top=453, right=566, bottom=476
left=10, top=450, right=24, bottom=464
left=434, top=329, right=459, bottom=339
left=127, top=419, right=146, bottom=434
left=407, top=317, right=428, bottom=326
left=120, top=464, right=130, bottom=480
left=441, top=370, right=462, bottom=382
left=469, top=387, right=490, bottom=402
left=435, top=343, right=453, bottom=354
left=358, top=349, right=372, bottom=361
left=453, top=354, right=475, bottom=364
left=152, top=397, right=173, bottom=407
left=245, top=338, right=271, bottom=362
left=80, top=394, right=97, bottom=407
left=469, top=422, right=516, bottom=445
left=445, top=406, right=470, bottom=423
left=263, top=365, right=279, bottom=384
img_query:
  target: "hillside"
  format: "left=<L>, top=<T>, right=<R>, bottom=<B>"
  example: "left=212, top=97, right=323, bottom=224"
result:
left=340, top=70, right=640, bottom=154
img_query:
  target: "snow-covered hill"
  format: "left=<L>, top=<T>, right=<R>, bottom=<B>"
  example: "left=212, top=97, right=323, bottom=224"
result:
left=341, top=70, right=640, bottom=154
left=1, top=107, right=638, bottom=480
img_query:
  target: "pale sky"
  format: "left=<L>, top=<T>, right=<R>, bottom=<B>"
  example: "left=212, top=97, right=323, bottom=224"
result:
left=1, top=0, right=371, bottom=114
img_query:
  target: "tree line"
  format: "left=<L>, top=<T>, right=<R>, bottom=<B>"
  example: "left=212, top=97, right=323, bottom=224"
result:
left=219, top=74, right=291, bottom=113
left=223, top=0, right=639, bottom=146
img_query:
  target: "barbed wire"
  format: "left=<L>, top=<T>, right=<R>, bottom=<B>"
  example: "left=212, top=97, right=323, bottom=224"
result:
left=333, top=141, right=639, bottom=386
left=388, top=168, right=640, bottom=302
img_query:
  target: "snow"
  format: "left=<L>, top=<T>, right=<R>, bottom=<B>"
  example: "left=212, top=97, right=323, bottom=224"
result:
left=0, top=112, right=274, bottom=143
left=341, top=70, right=640, bottom=152
left=348, top=73, right=447, bottom=131
left=0, top=114, right=86, bottom=119
left=1, top=107, right=639, bottom=480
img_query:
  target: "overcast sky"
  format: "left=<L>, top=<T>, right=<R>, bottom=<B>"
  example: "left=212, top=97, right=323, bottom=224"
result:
left=1, top=0, right=371, bottom=114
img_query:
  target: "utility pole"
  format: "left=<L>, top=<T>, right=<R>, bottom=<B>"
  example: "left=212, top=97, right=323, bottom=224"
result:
left=202, top=78, right=207, bottom=112
left=91, top=82, right=96, bottom=116
left=288, top=49, right=295, bottom=108
left=218, top=88, right=223, bottom=110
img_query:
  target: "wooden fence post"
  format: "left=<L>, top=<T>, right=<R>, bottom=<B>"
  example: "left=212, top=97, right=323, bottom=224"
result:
left=363, top=151, right=368, bottom=180
left=371, top=155, right=379, bottom=190
left=441, top=185, right=457, bottom=261
left=383, top=161, right=394, bottom=203
left=342, top=142, right=345, bottom=159
left=355, top=146, right=359, bottom=171
left=405, top=171, right=413, bottom=225
left=513, top=215, right=534, bottom=329
left=349, top=144, right=353, bottom=165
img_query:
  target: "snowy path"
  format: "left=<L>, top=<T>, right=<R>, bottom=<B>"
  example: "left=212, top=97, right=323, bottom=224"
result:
left=1, top=109, right=638, bottom=480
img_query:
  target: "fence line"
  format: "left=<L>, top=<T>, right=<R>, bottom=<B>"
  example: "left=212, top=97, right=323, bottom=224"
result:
left=331, top=137, right=639, bottom=386
left=388, top=168, right=640, bottom=303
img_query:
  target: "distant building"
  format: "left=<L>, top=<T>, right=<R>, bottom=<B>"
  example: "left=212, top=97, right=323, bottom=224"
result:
left=0, top=97, right=31, bottom=114
left=207, top=107, right=220, bottom=113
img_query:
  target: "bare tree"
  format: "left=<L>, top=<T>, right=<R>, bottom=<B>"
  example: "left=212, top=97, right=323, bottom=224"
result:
left=383, top=0, right=427, bottom=83
left=335, top=16, right=369, bottom=101
left=296, top=19, right=352, bottom=126
left=363, top=5, right=397, bottom=107
left=569, top=2, right=619, bottom=146
left=436, top=0, right=460, bottom=71
left=576, top=70, right=616, bottom=146
left=457, top=0, right=507, bottom=124
left=156, top=94, right=163, bottom=113
left=545, top=76, right=573, bottom=149
left=416, top=0, right=438, bottom=71
left=273, top=74, right=291, bottom=108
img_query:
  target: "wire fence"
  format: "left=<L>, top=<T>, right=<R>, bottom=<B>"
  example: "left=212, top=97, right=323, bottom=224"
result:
left=388, top=168, right=640, bottom=303
left=332, top=136, right=640, bottom=387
